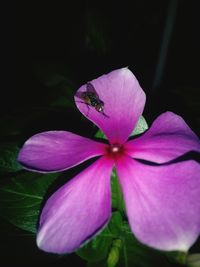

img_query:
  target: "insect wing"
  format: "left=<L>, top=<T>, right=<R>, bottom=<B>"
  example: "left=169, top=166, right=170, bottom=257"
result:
left=86, top=82, right=100, bottom=98
left=86, top=82, right=96, bottom=92
left=75, top=83, right=97, bottom=99
left=75, top=90, right=85, bottom=100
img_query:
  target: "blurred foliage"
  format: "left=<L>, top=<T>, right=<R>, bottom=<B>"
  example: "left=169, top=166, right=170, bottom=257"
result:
left=186, top=254, right=200, bottom=267
left=0, top=172, right=58, bottom=233
left=32, top=63, right=76, bottom=109
left=0, top=143, right=22, bottom=173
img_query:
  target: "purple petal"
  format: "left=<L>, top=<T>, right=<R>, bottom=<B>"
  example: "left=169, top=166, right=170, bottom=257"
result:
left=116, top=155, right=200, bottom=251
left=18, top=131, right=107, bottom=172
left=37, top=156, right=114, bottom=254
left=75, top=68, right=146, bottom=143
left=125, top=112, right=200, bottom=163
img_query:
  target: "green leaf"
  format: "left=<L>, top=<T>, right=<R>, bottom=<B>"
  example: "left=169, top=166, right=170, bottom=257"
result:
left=78, top=211, right=176, bottom=267
left=77, top=212, right=123, bottom=263
left=108, top=212, right=123, bottom=236
left=0, top=172, right=58, bottom=233
left=117, top=223, right=174, bottom=267
left=166, top=250, right=187, bottom=265
left=0, top=143, right=22, bottom=173
left=76, top=226, right=113, bottom=262
left=111, top=171, right=125, bottom=214
left=186, top=254, right=200, bottom=267
left=95, top=130, right=107, bottom=139
left=131, top=116, right=148, bottom=137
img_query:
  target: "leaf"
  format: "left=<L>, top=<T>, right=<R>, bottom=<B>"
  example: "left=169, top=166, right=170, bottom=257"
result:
left=77, top=212, right=123, bottom=262
left=0, top=172, right=58, bottom=233
left=108, top=212, right=123, bottom=236
left=76, top=226, right=113, bottom=262
left=131, top=116, right=148, bottom=136
left=186, top=254, right=200, bottom=267
left=166, top=250, right=187, bottom=265
left=77, top=212, right=177, bottom=267
left=0, top=142, right=22, bottom=173
left=111, top=171, right=125, bottom=214
left=95, top=129, right=107, bottom=139
left=118, top=223, right=173, bottom=267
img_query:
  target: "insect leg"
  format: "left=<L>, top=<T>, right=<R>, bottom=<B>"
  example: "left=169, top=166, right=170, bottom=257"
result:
left=75, top=100, right=86, bottom=104
left=86, top=104, right=90, bottom=117
left=102, top=112, right=110, bottom=118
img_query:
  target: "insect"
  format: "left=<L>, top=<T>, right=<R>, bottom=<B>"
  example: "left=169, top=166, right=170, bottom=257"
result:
left=76, top=82, right=109, bottom=118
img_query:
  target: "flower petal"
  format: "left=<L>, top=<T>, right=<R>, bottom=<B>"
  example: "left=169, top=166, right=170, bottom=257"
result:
left=37, top=156, right=114, bottom=254
left=125, top=112, right=200, bottom=163
left=116, top=156, right=200, bottom=251
left=75, top=68, right=146, bottom=143
left=18, top=131, right=107, bottom=172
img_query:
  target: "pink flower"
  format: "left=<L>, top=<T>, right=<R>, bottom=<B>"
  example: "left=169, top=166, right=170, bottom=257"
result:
left=18, top=68, right=200, bottom=254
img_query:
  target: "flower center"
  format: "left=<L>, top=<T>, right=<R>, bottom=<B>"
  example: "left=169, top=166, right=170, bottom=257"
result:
left=106, top=143, right=124, bottom=159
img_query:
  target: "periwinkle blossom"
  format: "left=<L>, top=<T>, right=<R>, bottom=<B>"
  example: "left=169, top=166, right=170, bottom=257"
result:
left=18, top=68, right=200, bottom=254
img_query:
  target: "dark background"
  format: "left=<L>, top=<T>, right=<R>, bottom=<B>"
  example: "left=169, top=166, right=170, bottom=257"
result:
left=4, top=0, right=200, bottom=134
left=1, top=0, right=200, bottom=266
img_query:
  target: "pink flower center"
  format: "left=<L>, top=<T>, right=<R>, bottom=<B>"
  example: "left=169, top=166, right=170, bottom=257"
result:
left=106, top=143, right=125, bottom=159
